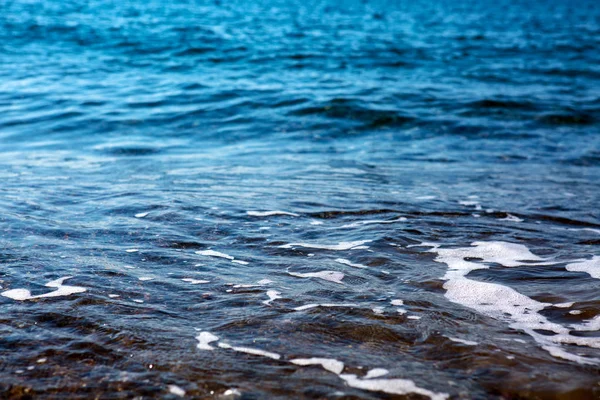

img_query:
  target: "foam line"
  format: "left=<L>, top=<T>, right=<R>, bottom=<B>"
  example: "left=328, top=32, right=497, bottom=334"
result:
left=247, top=211, right=299, bottom=217
left=2, top=277, right=86, bottom=301
left=288, top=270, right=345, bottom=284
left=290, top=358, right=344, bottom=374
left=279, top=240, right=371, bottom=251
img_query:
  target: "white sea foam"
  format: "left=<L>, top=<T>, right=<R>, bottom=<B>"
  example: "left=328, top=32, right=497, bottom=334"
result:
left=125, top=249, right=139, bottom=253
left=218, top=343, right=281, bottom=360
left=196, top=331, right=219, bottom=350
left=2, top=276, right=86, bottom=301
left=459, top=200, right=482, bottom=211
left=566, top=256, right=600, bottom=279
left=247, top=211, right=299, bottom=217
left=279, top=240, right=371, bottom=251
left=310, top=220, right=324, bottom=225
left=139, top=276, right=153, bottom=281
left=195, top=250, right=234, bottom=260
left=390, top=299, right=403, bottom=306
left=426, top=241, right=600, bottom=365
left=263, top=290, right=281, bottom=306
left=223, top=388, right=242, bottom=397
left=372, top=307, right=384, bottom=315
left=365, top=368, right=389, bottom=379
left=197, top=332, right=444, bottom=400
left=341, top=218, right=406, bottom=228
left=339, top=374, right=448, bottom=400
left=231, top=259, right=249, bottom=265
left=288, top=270, right=345, bottom=284
left=335, top=258, right=368, bottom=269
left=135, top=212, right=149, bottom=218
left=500, top=214, right=523, bottom=222
left=293, top=303, right=358, bottom=311
left=407, top=316, right=421, bottom=320
left=447, top=337, right=478, bottom=346
left=553, top=302, right=574, bottom=308
left=182, top=278, right=210, bottom=284
left=290, top=358, right=344, bottom=374
left=168, top=385, right=186, bottom=397
left=258, top=279, right=274, bottom=285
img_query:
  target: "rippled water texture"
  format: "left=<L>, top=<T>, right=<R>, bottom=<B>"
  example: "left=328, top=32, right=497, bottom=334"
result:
left=1, top=0, right=600, bottom=398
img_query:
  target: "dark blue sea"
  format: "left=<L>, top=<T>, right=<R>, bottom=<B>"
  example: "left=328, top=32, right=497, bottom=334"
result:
left=1, top=0, right=599, bottom=398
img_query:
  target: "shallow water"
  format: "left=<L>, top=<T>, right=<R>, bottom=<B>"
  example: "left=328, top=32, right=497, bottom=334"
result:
left=1, top=0, right=600, bottom=398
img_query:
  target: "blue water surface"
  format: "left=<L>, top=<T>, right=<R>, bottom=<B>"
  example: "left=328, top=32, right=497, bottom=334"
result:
left=0, top=0, right=599, bottom=398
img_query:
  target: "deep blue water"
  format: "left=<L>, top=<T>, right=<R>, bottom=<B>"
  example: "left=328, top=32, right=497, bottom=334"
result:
left=1, top=0, right=599, bottom=398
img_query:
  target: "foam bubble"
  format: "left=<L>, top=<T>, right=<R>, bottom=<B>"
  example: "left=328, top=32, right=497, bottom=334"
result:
left=247, top=211, right=299, bottom=217
left=196, top=331, right=219, bottom=350
left=290, top=358, right=344, bottom=375
left=279, top=240, right=371, bottom=251
left=566, top=256, right=600, bottom=279
left=335, top=258, right=368, bottom=269
left=288, top=270, right=344, bottom=284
